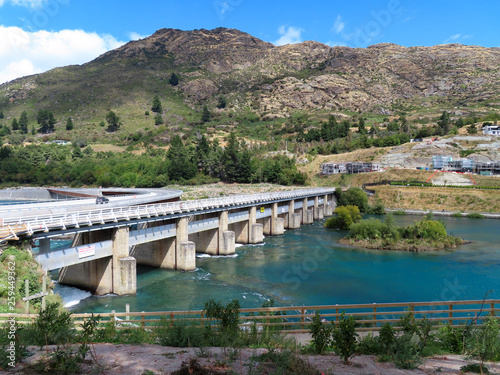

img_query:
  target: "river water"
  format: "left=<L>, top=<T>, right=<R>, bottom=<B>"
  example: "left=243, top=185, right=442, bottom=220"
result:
left=57, top=215, right=500, bottom=314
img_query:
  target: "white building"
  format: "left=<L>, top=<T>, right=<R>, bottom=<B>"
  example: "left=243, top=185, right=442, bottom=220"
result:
left=483, top=125, right=500, bottom=136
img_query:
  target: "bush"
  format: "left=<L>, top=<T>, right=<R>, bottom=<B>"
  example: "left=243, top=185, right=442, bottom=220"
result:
left=325, top=205, right=361, bottom=230
left=378, top=322, right=396, bottom=357
left=335, top=187, right=368, bottom=212
left=348, top=215, right=400, bottom=243
left=467, top=213, right=485, bottom=219
left=332, top=313, right=358, bottom=364
left=393, top=334, right=422, bottom=369
left=31, top=302, right=74, bottom=347
left=203, top=299, right=240, bottom=338
left=248, top=349, right=319, bottom=375
left=366, top=202, right=386, bottom=215
left=156, top=317, right=204, bottom=348
left=309, top=311, right=333, bottom=354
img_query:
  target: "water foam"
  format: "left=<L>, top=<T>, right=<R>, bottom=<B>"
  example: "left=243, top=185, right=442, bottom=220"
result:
left=55, top=284, right=92, bottom=308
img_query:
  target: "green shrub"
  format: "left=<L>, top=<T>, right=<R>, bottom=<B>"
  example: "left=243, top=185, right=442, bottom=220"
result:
left=366, top=202, right=386, bottom=215
left=393, top=334, right=422, bottom=369
left=155, top=317, right=204, bottom=347
left=357, top=332, right=379, bottom=355
left=460, top=363, right=490, bottom=374
left=31, top=302, right=75, bottom=347
left=332, top=313, right=358, bottom=364
left=325, top=205, right=361, bottom=230
left=378, top=322, right=396, bottom=356
left=437, top=323, right=470, bottom=354
left=466, top=316, right=500, bottom=372
left=248, top=349, right=319, bottom=375
left=309, top=311, right=333, bottom=354
left=467, top=213, right=485, bottom=219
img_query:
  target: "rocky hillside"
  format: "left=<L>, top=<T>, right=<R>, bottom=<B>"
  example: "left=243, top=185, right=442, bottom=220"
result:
left=1, top=27, right=499, bottom=134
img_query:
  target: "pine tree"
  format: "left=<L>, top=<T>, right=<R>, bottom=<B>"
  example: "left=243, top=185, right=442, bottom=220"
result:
left=167, top=135, right=197, bottom=181
left=151, top=95, right=163, bottom=113
left=19, top=111, right=29, bottom=134
left=66, top=117, right=74, bottom=131
left=154, top=113, right=163, bottom=125
left=217, top=95, right=227, bottom=109
left=36, top=109, right=56, bottom=134
left=201, top=105, right=211, bottom=123
left=11, top=118, right=19, bottom=131
left=169, top=72, right=179, bottom=86
left=358, top=118, right=367, bottom=135
left=105, top=111, right=121, bottom=132
left=437, top=111, right=450, bottom=135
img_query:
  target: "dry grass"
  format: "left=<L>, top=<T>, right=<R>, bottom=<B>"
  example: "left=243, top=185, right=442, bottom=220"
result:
left=90, top=144, right=127, bottom=153
left=370, top=185, right=500, bottom=212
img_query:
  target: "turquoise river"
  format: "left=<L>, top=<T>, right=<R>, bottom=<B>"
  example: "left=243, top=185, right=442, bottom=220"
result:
left=55, top=215, right=500, bottom=314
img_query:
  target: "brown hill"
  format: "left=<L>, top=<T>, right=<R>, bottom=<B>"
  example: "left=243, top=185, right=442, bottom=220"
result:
left=0, top=27, right=499, bottom=136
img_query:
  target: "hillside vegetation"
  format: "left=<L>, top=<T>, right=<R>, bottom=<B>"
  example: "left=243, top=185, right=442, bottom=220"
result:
left=0, top=28, right=499, bottom=148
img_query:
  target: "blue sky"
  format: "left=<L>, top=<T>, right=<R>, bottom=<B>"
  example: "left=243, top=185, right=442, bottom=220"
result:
left=0, top=0, right=499, bottom=84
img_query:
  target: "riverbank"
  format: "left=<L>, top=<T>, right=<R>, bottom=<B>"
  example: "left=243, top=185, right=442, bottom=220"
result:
left=386, top=208, right=500, bottom=219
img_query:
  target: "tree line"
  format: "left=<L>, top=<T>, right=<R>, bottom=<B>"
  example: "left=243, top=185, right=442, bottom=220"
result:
left=0, top=133, right=306, bottom=187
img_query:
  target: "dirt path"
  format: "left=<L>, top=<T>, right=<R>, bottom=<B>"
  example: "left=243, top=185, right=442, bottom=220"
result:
left=8, top=343, right=500, bottom=375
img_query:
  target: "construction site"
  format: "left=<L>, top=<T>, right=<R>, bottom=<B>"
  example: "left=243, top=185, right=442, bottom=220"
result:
left=321, top=162, right=380, bottom=175
left=433, top=156, right=500, bottom=175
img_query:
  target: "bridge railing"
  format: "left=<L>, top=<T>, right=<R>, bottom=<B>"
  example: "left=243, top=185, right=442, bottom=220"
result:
left=0, top=188, right=334, bottom=240
left=2, top=299, right=497, bottom=334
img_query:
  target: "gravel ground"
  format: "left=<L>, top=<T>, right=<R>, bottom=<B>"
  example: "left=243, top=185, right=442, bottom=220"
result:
left=8, top=343, right=500, bottom=375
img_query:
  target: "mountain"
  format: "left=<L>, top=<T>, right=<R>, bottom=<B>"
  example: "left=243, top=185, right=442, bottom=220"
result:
left=1, top=27, right=499, bottom=140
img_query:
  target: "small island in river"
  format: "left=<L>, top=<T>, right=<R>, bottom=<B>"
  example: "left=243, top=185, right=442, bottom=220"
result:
left=326, top=205, right=464, bottom=252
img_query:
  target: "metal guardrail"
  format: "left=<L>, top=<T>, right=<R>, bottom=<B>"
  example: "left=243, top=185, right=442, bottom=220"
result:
left=2, top=299, right=497, bottom=333
left=0, top=188, right=335, bottom=242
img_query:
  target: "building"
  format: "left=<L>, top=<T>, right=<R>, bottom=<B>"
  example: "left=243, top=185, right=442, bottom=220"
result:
left=321, top=162, right=380, bottom=175
left=483, top=125, right=500, bottom=136
left=432, top=156, right=453, bottom=170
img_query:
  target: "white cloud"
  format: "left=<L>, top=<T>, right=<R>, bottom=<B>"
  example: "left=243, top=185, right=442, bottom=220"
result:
left=274, top=26, right=304, bottom=46
left=444, top=34, right=461, bottom=43
left=325, top=40, right=347, bottom=47
left=332, top=15, right=345, bottom=34
left=129, top=31, right=148, bottom=41
left=0, top=26, right=125, bottom=84
left=0, top=0, right=47, bottom=8
left=443, top=34, right=473, bottom=44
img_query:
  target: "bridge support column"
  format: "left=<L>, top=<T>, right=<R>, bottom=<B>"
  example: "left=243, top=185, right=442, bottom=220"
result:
left=287, top=200, right=301, bottom=229
left=249, top=206, right=263, bottom=244
left=302, top=198, right=313, bottom=224
left=270, top=203, right=284, bottom=236
left=112, top=227, right=136, bottom=296
left=218, top=211, right=235, bottom=255
left=290, top=213, right=302, bottom=229
left=176, top=217, right=196, bottom=271
left=313, top=197, right=320, bottom=220
left=324, top=194, right=333, bottom=216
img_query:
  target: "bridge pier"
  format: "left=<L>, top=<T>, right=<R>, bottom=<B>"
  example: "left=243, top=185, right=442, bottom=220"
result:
left=176, top=217, right=196, bottom=271
left=249, top=206, right=264, bottom=244
left=189, top=211, right=235, bottom=256
left=324, top=194, right=334, bottom=216
left=60, top=227, right=136, bottom=296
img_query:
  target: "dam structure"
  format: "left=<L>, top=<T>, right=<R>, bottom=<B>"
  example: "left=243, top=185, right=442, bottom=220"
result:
left=0, top=188, right=336, bottom=296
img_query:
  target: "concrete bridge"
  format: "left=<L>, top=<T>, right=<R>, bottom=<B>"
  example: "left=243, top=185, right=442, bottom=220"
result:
left=0, top=188, right=336, bottom=296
